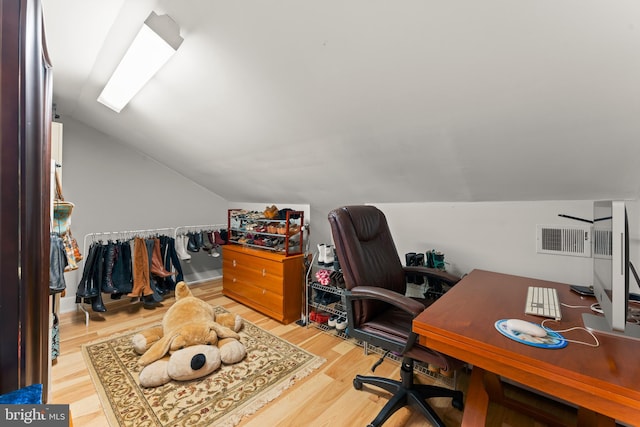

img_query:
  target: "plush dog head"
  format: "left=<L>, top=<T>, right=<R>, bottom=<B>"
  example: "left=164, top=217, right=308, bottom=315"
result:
left=138, top=345, right=222, bottom=388
left=169, top=323, right=219, bottom=352
left=138, top=320, right=241, bottom=367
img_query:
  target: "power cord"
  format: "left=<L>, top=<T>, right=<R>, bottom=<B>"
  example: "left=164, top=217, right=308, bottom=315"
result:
left=541, top=319, right=600, bottom=347
left=560, top=302, right=591, bottom=309
left=371, top=350, right=390, bottom=372
left=560, top=301, right=604, bottom=313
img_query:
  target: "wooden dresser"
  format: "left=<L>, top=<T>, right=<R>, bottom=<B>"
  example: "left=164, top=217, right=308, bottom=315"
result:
left=222, top=245, right=304, bottom=324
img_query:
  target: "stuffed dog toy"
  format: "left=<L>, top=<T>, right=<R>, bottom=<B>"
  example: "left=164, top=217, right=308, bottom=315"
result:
left=137, top=344, right=222, bottom=387
left=131, top=281, right=246, bottom=387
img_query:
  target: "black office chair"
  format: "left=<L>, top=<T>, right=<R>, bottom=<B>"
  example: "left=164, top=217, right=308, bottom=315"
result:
left=328, top=205, right=464, bottom=427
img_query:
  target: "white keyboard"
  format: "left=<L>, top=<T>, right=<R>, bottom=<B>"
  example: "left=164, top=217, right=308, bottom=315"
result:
left=525, top=286, right=562, bottom=320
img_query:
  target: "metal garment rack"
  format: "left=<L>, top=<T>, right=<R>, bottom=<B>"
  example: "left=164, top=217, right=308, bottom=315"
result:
left=173, top=223, right=226, bottom=237
left=78, top=227, right=175, bottom=326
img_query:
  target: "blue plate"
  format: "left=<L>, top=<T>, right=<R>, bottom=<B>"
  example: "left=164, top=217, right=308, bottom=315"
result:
left=495, top=319, right=567, bottom=349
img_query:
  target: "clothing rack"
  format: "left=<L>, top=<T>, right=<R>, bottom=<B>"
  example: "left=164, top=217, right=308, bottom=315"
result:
left=173, top=223, right=226, bottom=237
left=78, top=227, right=176, bottom=326
left=77, top=225, right=227, bottom=326
left=83, top=227, right=175, bottom=255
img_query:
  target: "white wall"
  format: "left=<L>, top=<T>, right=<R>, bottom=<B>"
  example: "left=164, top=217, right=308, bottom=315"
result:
left=373, top=200, right=640, bottom=294
left=58, top=117, right=229, bottom=313
left=56, top=117, right=640, bottom=313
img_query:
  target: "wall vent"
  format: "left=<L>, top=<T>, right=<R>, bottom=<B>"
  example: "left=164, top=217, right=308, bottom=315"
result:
left=536, top=225, right=591, bottom=257
left=592, top=228, right=612, bottom=257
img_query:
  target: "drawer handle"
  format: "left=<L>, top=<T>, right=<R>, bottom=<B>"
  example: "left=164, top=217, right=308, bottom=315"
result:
left=232, top=259, right=237, bottom=267
left=232, top=278, right=236, bottom=283
left=262, top=268, right=266, bottom=277
left=262, top=289, right=266, bottom=295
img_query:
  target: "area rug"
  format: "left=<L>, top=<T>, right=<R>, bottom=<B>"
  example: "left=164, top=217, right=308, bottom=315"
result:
left=82, top=306, right=325, bottom=427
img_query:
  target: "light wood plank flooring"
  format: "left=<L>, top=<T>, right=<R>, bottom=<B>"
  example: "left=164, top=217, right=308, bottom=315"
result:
left=51, top=280, right=577, bottom=426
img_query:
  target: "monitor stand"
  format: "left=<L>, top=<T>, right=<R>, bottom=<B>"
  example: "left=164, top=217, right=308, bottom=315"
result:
left=582, top=313, right=640, bottom=341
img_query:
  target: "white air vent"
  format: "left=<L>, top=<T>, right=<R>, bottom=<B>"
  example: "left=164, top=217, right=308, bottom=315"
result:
left=536, top=225, right=591, bottom=257
left=593, top=228, right=612, bottom=258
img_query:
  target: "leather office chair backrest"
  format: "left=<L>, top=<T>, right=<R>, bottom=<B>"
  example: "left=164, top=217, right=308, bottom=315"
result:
left=329, top=205, right=407, bottom=325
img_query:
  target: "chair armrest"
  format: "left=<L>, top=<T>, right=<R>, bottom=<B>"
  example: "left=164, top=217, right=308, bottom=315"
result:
left=402, top=266, right=461, bottom=286
left=349, top=286, right=425, bottom=317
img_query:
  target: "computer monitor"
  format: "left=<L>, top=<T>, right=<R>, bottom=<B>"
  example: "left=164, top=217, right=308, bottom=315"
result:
left=583, top=200, right=640, bottom=340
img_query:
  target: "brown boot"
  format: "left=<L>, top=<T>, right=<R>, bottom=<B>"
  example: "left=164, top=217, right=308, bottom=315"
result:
left=128, top=237, right=154, bottom=298
left=150, top=237, right=174, bottom=277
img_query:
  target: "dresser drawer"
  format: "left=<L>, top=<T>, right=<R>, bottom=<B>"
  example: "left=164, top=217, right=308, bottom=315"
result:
left=223, top=258, right=284, bottom=295
left=223, top=277, right=283, bottom=314
left=230, top=253, right=284, bottom=276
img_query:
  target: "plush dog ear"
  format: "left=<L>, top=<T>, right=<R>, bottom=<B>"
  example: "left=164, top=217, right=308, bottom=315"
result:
left=138, top=332, right=179, bottom=367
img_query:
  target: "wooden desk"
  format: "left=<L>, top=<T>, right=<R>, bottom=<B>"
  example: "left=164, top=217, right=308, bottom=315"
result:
left=413, top=269, right=640, bottom=426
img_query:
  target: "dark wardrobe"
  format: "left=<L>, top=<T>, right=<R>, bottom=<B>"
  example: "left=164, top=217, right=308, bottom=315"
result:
left=0, top=0, right=53, bottom=401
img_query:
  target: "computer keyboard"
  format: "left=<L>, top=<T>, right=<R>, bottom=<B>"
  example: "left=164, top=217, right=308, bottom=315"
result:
left=525, top=286, right=562, bottom=320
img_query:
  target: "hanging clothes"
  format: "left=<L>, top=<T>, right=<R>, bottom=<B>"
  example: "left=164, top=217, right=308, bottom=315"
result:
left=157, top=235, right=184, bottom=292
left=111, top=240, right=133, bottom=294
left=77, top=236, right=174, bottom=312
left=76, top=225, right=220, bottom=318
left=49, top=233, right=67, bottom=294
left=76, top=242, right=101, bottom=299
left=128, top=237, right=154, bottom=299
left=175, top=234, right=191, bottom=260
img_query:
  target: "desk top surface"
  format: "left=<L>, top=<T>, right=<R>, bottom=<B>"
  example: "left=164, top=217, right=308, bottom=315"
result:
left=413, top=269, right=640, bottom=422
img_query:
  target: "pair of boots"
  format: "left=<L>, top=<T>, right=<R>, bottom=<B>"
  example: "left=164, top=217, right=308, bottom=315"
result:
left=313, top=289, right=341, bottom=306
left=426, top=249, right=446, bottom=270
left=175, top=235, right=191, bottom=261
left=185, top=231, right=225, bottom=257
left=155, top=235, right=184, bottom=293
left=149, top=237, right=174, bottom=279
left=405, top=252, right=425, bottom=284
left=201, top=231, right=224, bottom=257
left=127, top=237, right=174, bottom=308
left=109, top=240, right=133, bottom=299
left=407, top=250, right=446, bottom=271
left=187, top=232, right=204, bottom=252
left=317, top=244, right=336, bottom=268
left=76, top=241, right=116, bottom=312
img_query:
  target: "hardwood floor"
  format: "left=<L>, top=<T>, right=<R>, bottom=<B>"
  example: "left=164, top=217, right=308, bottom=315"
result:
left=51, top=280, right=577, bottom=426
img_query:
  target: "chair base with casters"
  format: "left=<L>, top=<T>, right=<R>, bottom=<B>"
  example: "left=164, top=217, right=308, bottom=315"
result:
left=354, top=357, right=464, bottom=427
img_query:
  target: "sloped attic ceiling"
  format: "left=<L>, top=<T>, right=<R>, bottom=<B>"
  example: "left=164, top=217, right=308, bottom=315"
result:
left=42, top=0, right=640, bottom=205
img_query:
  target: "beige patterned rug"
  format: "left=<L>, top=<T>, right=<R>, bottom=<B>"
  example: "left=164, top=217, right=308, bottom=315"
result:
left=82, top=307, right=325, bottom=427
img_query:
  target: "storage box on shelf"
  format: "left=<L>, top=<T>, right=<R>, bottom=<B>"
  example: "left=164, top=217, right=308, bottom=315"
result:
left=227, top=209, right=304, bottom=256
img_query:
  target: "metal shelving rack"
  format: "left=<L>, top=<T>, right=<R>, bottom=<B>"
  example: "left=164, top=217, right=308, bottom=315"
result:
left=227, top=209, right=304, bottom=255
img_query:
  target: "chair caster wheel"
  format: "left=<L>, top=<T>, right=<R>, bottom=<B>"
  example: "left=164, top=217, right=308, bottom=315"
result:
left=452, top=392, right=464, bottom=411
left=353, top=378, right=363, bottom=390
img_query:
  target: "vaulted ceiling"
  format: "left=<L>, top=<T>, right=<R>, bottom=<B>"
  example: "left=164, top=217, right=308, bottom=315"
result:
left=42, top=0, right=640, bottom=205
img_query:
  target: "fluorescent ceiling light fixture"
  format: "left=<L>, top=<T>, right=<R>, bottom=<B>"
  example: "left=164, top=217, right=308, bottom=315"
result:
left=97, top=12, right=183, bottom=113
